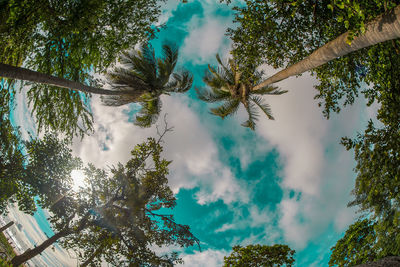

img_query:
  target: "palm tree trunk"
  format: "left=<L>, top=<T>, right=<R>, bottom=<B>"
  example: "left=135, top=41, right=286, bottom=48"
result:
left=0, top=221, right=14, bottom=232
left=252, top=4, right=400, bottom=91
left=0, top=63, right=130, bottom=95
left=10, top=229, right=70, bottom=266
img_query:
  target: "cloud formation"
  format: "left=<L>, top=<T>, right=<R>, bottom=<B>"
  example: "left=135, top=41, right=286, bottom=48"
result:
left=72, top=95, right=248, bottom=205
left=255, top=72, right=364, bottom=248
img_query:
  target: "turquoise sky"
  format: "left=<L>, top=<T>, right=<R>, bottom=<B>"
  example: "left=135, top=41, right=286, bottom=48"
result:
left=8, top=1, right=377, bottom=266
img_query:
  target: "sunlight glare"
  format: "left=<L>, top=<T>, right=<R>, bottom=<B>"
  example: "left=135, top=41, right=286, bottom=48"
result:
left=71, top=169, right=86, bottom=191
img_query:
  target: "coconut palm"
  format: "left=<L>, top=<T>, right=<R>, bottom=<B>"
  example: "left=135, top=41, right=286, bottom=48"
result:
left=196, top=54, right=287, bottom=130
left=252, top=4, right=400, bottom=90
left=104, top=43, right=193, bottom=127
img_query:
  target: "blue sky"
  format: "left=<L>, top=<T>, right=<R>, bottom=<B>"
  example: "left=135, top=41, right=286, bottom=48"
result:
left=7, top=0, right=380, bottom=266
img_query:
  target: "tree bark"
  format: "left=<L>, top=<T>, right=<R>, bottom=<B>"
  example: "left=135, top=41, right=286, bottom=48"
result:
left=252, top=4, right=400, bottom=91
left=10, top=229, right=70, bottom=266
left=0, top=63, right=131, bottom=95
left=10, top=212, right=91, bottom=266
left=0, top=221, right=14, bottom=232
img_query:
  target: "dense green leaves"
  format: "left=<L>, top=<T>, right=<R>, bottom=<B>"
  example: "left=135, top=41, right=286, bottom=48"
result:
left=0, top=0, right=165, bottom=137
left=329, top=219, right=377, bottom=266
left=223, top=244, right=295, bottom=267
left=225, top=0, right=400, bottom=117
left=0, top=84, right=26, bottom=214
left=57, top=136, right=198, bottom=266
left=8, top=133, right=198, bottom=266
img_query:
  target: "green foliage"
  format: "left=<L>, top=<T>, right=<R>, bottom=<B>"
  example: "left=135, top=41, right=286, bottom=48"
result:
left=23, top=133, right=82, bottom=212
left=196, top=55, right=286, bottom=130
left=223, top=244, right=295, bottom=267
left=0, top=258, right=12, bottom=267
left=0, top=0, right=165, bottom=138
left=224, top=0, right=400, bottom=117
left=10, top=133, right=198, bottom=266
left=329, top=219, right=377, bottom=266
left=0, top=84, right=29, bottom=214
left=105, top=43, right=193, bottom=127
left=0, top=232, right=16, bottom=259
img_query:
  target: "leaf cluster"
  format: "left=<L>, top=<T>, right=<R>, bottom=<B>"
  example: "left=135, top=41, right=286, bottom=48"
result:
left=0, top=0, right=165, bottom=138
left=223, top=244, right=295, bottom=267
left=57, top=137, right=198, bottom=266
left=105, top=43, right=193, bottom=127
left=196, top=54, right=286, bottom=130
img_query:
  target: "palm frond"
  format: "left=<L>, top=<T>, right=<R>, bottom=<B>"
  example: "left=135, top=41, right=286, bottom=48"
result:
left=157, top=44, right=179, bottom=86
left=164, top=71, right=193, bottom=93
left=130, top=44, right=157, bottom=85
left=210, top=99, right=240, bottom=119
left=203, top=71, right=227, bottom=90
left=195, top=87, right=231, bottom=103
left=106, top=68, right=149, bottom=91
left=241, top=102, right=259, bottom=130
left=252, top=85, right=287, bottom=95
left=103, top=69, right=150, bottom=106
left=134, top=96, right=162, bottom=128
left=215, top=54, right=234, bottom=82
left=250, top=96, right=274, bottom=120
left=162, top=44, right=178, bottom=72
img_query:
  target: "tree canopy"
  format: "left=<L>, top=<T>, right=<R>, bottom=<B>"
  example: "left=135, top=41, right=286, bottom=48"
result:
left=0, top=0, right=166, bottom=138
left=223, top=244, right=295, bottom=267
left=224, top=0, right=400, bottom=116
left=9, top=133, right=198, bottom=266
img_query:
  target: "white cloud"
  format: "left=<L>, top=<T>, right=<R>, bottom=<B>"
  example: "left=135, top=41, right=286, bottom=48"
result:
left=72, top=94, right=248, bottom=205
left=181, top=8, right=232, bottom=64
left=5, top=205, right=75, bottom=267
left=178, top=249, right=228, bottom=267
left=158, top=0, right=181, bottom=26
left=255, top=72, right=364, bottom=249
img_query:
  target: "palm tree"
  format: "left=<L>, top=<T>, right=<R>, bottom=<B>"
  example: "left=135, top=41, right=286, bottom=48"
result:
left=104, top=43, right=193, bottom=127
left=252, top=4, right=400, bottom=91
left=196, top=55, right=286, bottom=130
left=0, top=63, right=135, bottom=95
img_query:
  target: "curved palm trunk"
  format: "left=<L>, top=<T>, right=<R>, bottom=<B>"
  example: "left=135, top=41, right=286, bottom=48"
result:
left=0, top=221, right=14, bottom=232
left=253, top=4, right=400, bottom=91
left=0, top=63, right=130, bottom=95
left=10, top=229, right=70, bottom=266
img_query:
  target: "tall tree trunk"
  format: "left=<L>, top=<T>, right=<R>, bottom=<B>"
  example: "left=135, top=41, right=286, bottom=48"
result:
left=0, top=221, right=14, bottom=232
left=0, top=63, right=131, bottom=95
left=80, top=244, right=105, bottom=267
left=10, top=213, right=91, bottom=266
left=252, top=4, right=400, bottom=91
left=10, top=229, right=70, bottom=266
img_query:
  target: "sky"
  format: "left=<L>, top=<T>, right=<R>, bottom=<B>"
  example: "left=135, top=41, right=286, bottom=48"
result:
left=4, top=0, right=379, bottom=266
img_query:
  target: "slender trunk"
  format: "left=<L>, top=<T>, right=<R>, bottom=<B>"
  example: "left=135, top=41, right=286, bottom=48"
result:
left=0, top=63, right=130, bottom=95
left=80, top=244, right=105, bottom=267
left=253, top=4, right=400, bottom=91
left=0, top=221, right=14, bottom=232
left=11, top=229, right=70, bottom=266
left=11, top=213, right=91, bottom=266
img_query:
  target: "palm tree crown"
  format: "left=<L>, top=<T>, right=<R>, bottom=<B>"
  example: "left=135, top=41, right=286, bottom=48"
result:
left=196, top=54, right=287, bottom=130
left=104, top=43, right=193, bottom=127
